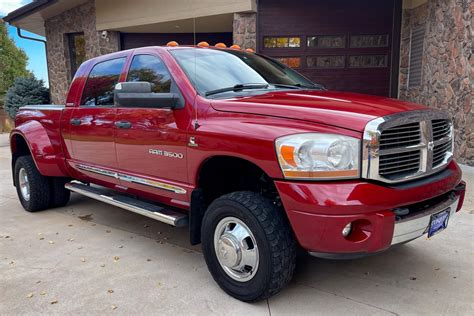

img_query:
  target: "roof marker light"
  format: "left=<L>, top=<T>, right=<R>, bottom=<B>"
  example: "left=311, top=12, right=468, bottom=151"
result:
left=197, top=41, right=210, bottom=47
left=166, top=41, right=179, bottom=47
left=230, top=44, right=241, bottom=49
left=245, top=48, right=255, bottom=53
left=215, top=43, right=227, bottom=48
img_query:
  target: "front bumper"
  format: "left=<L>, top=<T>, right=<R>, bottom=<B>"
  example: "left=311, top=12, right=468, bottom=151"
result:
left=275, top=160, right=466, bottom=256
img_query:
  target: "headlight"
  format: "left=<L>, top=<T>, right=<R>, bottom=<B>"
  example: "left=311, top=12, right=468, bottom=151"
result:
left=275, top=133, right=360, bottom=179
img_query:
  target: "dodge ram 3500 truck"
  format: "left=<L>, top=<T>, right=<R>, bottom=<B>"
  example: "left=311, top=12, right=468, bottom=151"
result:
left=10, top=44, right=466, bottom=302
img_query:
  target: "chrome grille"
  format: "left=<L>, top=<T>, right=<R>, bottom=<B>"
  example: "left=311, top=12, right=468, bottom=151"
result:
left=432, top=119, right=450, bottom=141
left=433, top=141, right=452, bottom=167
left=362, top=110, right=453, bottom=183
left=379, top=150, right=421, bottom=178
left=379, top=122, right=420, bottom=150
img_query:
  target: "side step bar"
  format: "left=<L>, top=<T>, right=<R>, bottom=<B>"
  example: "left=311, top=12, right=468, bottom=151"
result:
left=65, top=182, right=188, bottom=227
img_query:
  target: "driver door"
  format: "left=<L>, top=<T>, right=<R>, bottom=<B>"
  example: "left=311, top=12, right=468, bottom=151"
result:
left=114, top=54, right=189, bottom=201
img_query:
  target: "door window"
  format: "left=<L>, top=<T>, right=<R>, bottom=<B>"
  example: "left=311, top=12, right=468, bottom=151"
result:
left=81, top=57, right=126, bottom=106
left=126, top=55, right=172, bottom=93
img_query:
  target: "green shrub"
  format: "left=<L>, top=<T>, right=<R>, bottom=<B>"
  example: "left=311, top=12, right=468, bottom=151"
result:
left=4, top=77, right=49, bottom=119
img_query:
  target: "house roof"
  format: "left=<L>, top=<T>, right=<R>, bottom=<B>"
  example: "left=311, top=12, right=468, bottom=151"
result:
left=2, top=0, right=88, bottom=36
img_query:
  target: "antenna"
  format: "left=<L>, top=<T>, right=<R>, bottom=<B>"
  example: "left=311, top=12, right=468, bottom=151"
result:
left=193, top=17, right=200, bottom=130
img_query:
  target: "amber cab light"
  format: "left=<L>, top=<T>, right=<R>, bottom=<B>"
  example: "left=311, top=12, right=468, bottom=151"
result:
left=197, top=41, right=210, bottom=47
left=215, top=43, right=227, bottom=48
left=166, top=41, right=179, bottom=47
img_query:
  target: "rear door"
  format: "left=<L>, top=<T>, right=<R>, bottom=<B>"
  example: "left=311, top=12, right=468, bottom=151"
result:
left=69, top=57, right=127, bottom=184
left=114, top=53, right=189, bottom=202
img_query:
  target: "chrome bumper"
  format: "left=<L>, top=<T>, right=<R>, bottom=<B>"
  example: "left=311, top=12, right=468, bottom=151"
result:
left=391, top=195, right=459, bottom=245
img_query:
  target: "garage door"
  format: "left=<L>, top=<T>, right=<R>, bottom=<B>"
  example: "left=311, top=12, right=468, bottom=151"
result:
left=258, top=0, right=401, bottom=96
left=121, top=33, right=233, bottom=50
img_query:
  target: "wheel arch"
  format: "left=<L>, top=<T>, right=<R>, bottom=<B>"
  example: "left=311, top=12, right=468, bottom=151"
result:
left=10, top=121, right=68, bottom=179
left=190, top=155, right=282, bottom=245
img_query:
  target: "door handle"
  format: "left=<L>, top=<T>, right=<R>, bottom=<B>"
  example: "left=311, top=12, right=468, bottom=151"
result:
left=115, top=121, right=132, bottom=129
left=70, top=118, right=82, bottom=126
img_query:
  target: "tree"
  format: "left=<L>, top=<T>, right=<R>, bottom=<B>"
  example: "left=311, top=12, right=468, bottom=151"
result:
left=4, top=77, right=49, bottom=119
left=0, top=20, right=31, bottom=95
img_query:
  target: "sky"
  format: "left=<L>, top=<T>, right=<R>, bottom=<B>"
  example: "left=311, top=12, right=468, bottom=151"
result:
left=1, top=0, right=49, bottom=86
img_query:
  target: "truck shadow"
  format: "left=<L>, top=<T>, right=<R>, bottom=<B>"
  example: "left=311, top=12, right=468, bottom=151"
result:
left=64, top=192, right=451, bottom=307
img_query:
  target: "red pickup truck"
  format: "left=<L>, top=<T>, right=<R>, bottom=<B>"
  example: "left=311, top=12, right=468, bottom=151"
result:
left=10, top=45, right=466, bottom=301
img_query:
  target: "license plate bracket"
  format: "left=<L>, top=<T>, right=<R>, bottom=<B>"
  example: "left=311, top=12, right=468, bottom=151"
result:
left=428, top=208, right=450, bottom=238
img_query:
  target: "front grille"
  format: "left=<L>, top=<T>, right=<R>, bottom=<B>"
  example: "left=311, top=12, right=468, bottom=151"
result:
left=432, top=119, right=450, bottom=141
left=433, top=141, right=451, bottom=167
left=379, top=150, right=421, bottom=178
left=379, top=122, right=420, bottom=150
left=362, top=110, right=453, bottom=183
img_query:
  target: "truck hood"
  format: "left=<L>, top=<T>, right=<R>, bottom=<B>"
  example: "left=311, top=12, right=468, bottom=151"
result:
left=210, top=90, right=428, bottom=132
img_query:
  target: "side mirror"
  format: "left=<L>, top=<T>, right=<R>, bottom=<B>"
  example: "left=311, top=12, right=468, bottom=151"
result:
left=114, top=82, right=182, bottom=109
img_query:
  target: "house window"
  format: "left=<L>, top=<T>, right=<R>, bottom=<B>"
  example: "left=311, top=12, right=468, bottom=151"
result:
left=408, top=26, right=425, bottom=88
left=349, top=55, right=388, bottom=68
left=67, top=32, right=86, bottom=78
left=264, top=37, right=301, bottom=48
left=307, top=56, right=345, bottom=68
left=275, top=57, right=301, bottom=68
left=307, top=36, right=345, bottom=48
left=350, top=35, right=389, bottom=48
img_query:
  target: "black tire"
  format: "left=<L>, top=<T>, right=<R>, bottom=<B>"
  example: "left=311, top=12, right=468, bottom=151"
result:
left=14, top=156, right=51, bottom=212
left=49, top=177, right=71, bottom=208
left=201, top=191, right=296, bottom=302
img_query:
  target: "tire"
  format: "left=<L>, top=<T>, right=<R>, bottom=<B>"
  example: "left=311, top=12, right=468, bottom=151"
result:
left=14, top=156, right=51, bottom=212
left=201, top=191, right=296, bottom=302
left=49, top=177, right=71, bottom=208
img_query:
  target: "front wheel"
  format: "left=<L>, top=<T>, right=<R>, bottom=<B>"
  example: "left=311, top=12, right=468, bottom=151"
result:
left=201, top=191, right=296, bottom=302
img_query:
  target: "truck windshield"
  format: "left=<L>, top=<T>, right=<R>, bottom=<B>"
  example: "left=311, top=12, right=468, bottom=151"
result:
left=170, top=48, right=321, bottom=97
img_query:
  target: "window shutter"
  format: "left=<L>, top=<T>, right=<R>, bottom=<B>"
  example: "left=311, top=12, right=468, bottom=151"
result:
left=408, top=25, right=425, bottom=88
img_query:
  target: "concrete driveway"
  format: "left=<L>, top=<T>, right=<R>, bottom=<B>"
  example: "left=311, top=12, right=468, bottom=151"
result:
left=1, top=133, right=473, bottom=315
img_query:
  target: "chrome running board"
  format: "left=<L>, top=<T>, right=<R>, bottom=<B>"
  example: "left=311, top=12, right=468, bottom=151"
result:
left=65, top=182, right=188, bottom=227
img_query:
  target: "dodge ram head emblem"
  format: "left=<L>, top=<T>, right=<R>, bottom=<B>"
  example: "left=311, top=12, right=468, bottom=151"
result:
left=427, top=141, right=434, bottom=151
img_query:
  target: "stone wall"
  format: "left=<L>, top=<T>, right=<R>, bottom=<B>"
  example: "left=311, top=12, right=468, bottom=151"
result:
left=45, top=0, right=120, bottom=104
left=233, top=13, right=257, bottom=50
left=399, top=0, right=473, bottom=165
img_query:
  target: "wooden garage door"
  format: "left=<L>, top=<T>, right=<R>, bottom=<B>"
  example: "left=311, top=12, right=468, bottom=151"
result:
left=121, top=33, right=233, bottom=50
left=258, top=0, right=401, bottom=96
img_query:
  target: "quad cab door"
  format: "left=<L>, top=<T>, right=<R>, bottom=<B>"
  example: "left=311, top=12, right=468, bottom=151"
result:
left=114, top=53, right=190, bottom=205
left=68, top=57, right=127, bottom=185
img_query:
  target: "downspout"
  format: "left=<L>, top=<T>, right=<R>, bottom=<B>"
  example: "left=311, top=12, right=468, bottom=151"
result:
left=16, top=27, right=51, bottom=101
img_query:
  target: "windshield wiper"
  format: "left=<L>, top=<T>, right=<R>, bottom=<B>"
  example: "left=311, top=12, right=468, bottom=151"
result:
left=205, top=83, right=269, bottom=96
left=272, top=83, right=325, bottom=90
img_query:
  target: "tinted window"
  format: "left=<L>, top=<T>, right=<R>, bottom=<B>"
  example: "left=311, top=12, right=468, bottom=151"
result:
left=170, top=49, right=317, bottom=96
left=127, top=55, right=172, bottom=93
left=81, top=57, right=126, bottom=106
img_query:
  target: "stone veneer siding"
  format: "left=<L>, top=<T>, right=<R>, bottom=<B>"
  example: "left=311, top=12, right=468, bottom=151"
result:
left=45, top=0, right=119, bottom=105
left=399, top=0, right=473, bottom=165
left=233, top=13, right=257, bottom=50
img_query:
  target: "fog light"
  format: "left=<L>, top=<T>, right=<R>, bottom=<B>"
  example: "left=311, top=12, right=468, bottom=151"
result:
left=342, top=222, right=352, bottom=237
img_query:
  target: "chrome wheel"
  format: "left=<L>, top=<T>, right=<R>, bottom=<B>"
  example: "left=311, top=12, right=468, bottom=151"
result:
left=214, top=216, right=259, bottom=282
left=18, top=168, right=30, bottom=201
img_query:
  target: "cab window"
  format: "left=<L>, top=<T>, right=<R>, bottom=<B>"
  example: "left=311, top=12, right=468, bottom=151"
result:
left=81, top=57, right=126, bottom=106
left=126, top=54, right=172, bottom=93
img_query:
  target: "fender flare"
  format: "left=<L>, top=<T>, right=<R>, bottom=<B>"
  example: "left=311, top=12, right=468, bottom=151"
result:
left=10, top=120, right=67, bottom=177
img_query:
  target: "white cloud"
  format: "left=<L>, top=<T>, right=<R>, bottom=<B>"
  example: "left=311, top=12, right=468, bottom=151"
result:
left=0, top=0, right=28, bottom=16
